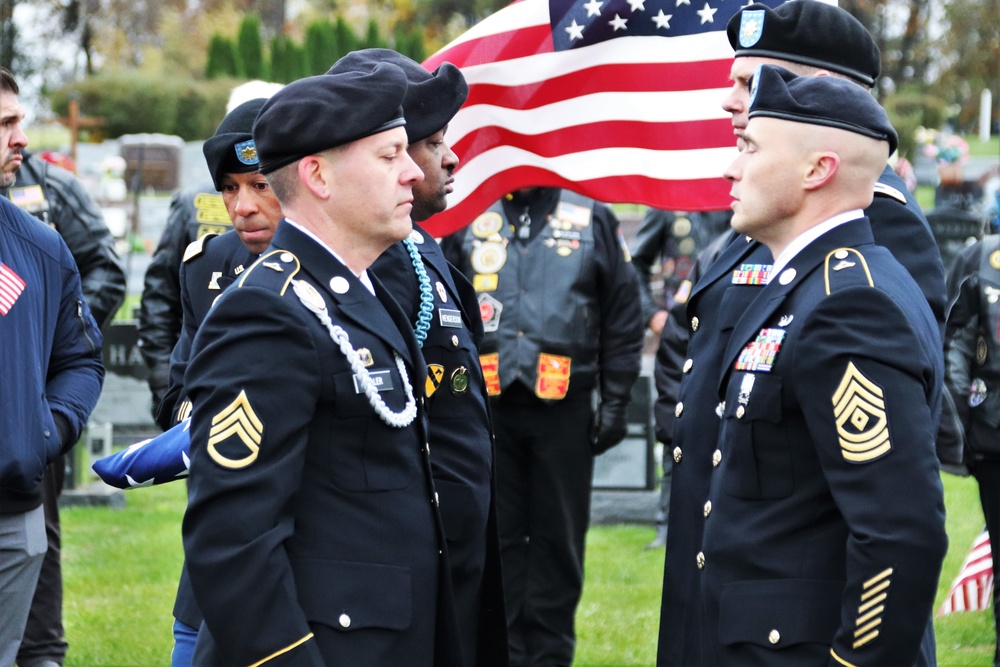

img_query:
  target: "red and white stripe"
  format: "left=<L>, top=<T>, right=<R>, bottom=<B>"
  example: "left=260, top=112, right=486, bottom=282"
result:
left=0, top=262, right=27, bottom=315
left=421, top=0, right=744, bottom=236
left=938, top=529, right=993, bottom=615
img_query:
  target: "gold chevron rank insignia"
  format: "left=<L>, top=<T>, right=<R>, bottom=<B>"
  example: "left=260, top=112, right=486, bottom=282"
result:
left=426, top=364, right=445, bottom=397
left=832, top=362, right=891, bottom=463
left=207, top=390, right=264, bottom=469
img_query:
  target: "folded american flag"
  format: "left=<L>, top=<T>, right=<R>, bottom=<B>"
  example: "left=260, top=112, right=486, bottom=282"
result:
left=92, top=419, right=191, bottom=489
left=938, top=529, right=993, bottom=616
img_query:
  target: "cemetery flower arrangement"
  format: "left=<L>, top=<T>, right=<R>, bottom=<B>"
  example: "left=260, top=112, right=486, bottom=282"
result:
left=916, top=127, right=970, bottom=165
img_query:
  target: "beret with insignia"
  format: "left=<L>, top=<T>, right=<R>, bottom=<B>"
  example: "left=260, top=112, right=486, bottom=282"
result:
left=749, top=65, right=898, bottom=155
left=203, top=98, right=269, bottom=191
left=327, top=49, right=468, bottom=144
left=727, top=2, right=880, bottom=87
left=253, top=64, right=408, bottom=175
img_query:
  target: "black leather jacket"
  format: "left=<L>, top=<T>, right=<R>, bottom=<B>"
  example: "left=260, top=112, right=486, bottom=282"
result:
left=137, top=181, right=229, bottom=409
left=2, top=151, right=126, bottom=327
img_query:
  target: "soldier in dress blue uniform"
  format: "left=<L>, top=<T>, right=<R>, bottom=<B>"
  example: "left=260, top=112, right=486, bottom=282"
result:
left=156, top=96, right=282, bottom=431
left=328, top=49, right=508, bottom=666
left=181, top=64, right=463, bottom=666
left=442, top=185, right=643, bottom=666
left=138, top=80, right=283, bottom=415
left=696, top=64, right=947, bottom=666
left=155, top=96, right=284, bottom=667
left=656, top=4, right=949, bottom=664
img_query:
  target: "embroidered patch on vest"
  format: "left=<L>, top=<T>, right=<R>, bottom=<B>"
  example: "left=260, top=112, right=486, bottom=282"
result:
left=536, top=353, right=572, bottom=400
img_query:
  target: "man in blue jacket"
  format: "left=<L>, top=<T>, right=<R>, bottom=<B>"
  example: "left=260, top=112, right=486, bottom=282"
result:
left=0, top=92, right=104, bottom=664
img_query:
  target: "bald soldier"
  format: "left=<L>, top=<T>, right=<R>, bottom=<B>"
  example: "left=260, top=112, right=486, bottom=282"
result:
left=696, top=65, right=947, bottom=666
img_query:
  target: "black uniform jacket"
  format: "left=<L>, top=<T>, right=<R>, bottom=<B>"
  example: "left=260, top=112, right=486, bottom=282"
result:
left=156, top=229, right=259, bottom=430
left=657, top=230, right=770, bottom=666
left=182, top=221, right=461, bottom=667
left=700, top=218, right=947, bottom=666
left=656, top=168, right=948, bottom=666
left=370, top=222, right=508, bottom=666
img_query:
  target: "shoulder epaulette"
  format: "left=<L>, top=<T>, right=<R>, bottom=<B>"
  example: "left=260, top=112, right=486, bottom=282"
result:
left=237, top=248, right=300, bottom=295
left=182, top=233, right=219, bottom=263
left=873, top=182, right=907, bottom=204
left=823, top=247, right=874, bottom=296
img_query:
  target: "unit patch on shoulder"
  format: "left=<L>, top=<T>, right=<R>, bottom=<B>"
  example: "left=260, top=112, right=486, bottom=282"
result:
left=207, top=389, right=264, bottom=469
left=873, top=181, right=907, bottom=204
left=183, top=233, right=219, bottom=263
left=832, top=362, right=891, bottom=463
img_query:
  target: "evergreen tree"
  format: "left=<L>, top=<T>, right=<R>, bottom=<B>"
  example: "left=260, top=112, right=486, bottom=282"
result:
left=286, top=40, right=306, bottom=82
left=334, top=17, right=357, bottom=60
left=361, top=19, right=385, bottom=50
left=205, top=34, right=239, bottom=79
left=304, top=19, right=338, bottom=75
left=269, top=33, right=291, bottom=83
left=237, top=14, right=265, bottom=80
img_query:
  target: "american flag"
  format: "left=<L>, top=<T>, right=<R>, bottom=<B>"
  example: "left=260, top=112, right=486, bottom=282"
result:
left=420, top=0, right=784, bottom=236
left=0, top=262, right=27, bottom=315
left=938, top=529, right=993, bottom=616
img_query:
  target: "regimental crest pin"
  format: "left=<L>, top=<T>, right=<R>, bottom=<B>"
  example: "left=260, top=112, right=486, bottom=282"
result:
left=235, top=140, right=258, bottom=166
left=739, top=10, right=765, bottom=47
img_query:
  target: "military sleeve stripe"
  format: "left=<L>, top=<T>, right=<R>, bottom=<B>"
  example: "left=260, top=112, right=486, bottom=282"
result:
left=247, top=633, right=315, bottom=667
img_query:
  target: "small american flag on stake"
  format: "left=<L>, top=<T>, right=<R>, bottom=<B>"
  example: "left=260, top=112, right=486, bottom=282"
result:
left=420, top=0, right=785, bottom=237
left=0, top=262, right=27, bottom=315
left=938, top=529, right=993, bottom=616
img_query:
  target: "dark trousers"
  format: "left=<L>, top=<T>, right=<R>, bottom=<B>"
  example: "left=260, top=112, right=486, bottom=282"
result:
left=974, top=458, right=1000, bottom=667
left=18, top=457, right=68, bottom=667
left=492, top=387, right=594, bottom=667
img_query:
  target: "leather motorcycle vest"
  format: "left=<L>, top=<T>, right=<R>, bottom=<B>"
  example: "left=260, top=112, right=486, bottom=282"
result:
left=463, top=191, right=600, bottom=399
left=969, top=235, right=1000, bottom=439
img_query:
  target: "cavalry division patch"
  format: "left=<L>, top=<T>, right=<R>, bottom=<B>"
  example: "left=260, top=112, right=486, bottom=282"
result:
left=426, top=364, right=445, bottom=397
left=207, top=389, right=264, bottom=469
left=832, top=362, right=891, bottom=463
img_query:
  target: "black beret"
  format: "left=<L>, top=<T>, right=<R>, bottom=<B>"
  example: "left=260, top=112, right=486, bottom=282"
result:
left=727, top=2, right=880, bottom=87
left=327, top=49, right=468, bottom=143
left=749, top=65, right=897, bottom=155
left=203, top=97, right=268, bottom=191
left=253, top=63, right=408, bottom=175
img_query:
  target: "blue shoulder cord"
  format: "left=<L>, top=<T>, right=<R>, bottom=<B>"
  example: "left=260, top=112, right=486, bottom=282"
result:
left=403, top=238, right=434, bottom=348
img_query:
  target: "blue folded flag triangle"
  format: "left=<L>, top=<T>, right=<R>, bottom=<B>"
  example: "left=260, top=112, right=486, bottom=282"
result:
left=92, top=419, right=191, bottom=489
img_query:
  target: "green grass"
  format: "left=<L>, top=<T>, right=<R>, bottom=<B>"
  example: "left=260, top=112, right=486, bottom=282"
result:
left=60, top=473, right=996, bottom=666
